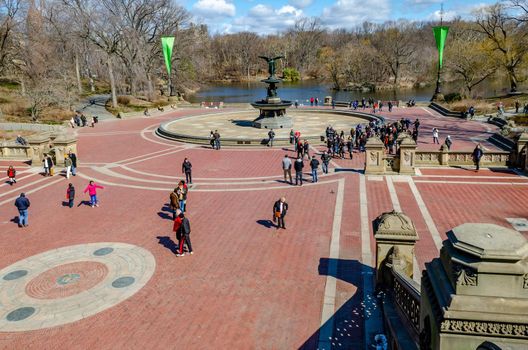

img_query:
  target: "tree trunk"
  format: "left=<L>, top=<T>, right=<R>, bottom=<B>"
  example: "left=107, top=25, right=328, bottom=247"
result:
left=146, top=73, right=154, bottom=101
left=19, top=79, right=26, bottom=96
left=107, top=59, right=117, bottom=108
left=508, top=68, right=518, bottom=92
left=75, top=53, right=82, bottom=94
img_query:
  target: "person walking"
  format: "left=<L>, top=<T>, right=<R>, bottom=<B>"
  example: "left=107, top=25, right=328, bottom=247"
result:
left=289, top=129, right=294, bottom=144
left=347, top=136, right=354, bottom=159
left=303, top=140, right=310, bottom=159
left=445, top=135, right=452, bottom=150
left=47, top=155, right=54, bottom=176
left=268, top=129, right=275, bottom=147
left=432, top=128, right=439, bottom=144
left=294, top=156, right=304, bottom=186
left=173, top=208, right=183, bottom=251
left=68, top=151, right=78, bottom=176
left=472, top=144, right=483, bottom=171
left=176, top=212, right=193, bottom=256
left=83, top=180, right=104, bottom=207
left=214, top=130, right=221, bottom=150
left=43, top=155, right=50, bottom=176
left=169, top=188, right=180, bottom=219
left=64, top=155, right=73, bottom=179
left=310, top=156, right=320, bottom=183
left=321, top=151, right=330, bottom=174
left=273, top=197, right=288, bottom=229
left=282, top=155, right=292, bottom=184
left=66, top=183, right=75, bottom=208
left=14, top=193, right=30, bottom=227
left=182, top=158, right=192, bottom=184
left=176, top=180, right=188, bottom=212
left=7, top=165, right=16, bottom=185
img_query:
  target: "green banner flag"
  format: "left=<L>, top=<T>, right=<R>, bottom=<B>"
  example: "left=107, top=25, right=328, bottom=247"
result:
left=161, top=37, right=175, bottom=76
left=433, top=26, right=449, bottom=69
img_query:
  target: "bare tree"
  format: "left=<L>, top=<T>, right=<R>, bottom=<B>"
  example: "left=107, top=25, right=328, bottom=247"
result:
left=476, top=4, right=528, bottom=92
left=371, top=22, right=417, bottom=86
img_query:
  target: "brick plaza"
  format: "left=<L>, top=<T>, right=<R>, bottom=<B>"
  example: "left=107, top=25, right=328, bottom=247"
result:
left=0, top=106, right=526, bottom=349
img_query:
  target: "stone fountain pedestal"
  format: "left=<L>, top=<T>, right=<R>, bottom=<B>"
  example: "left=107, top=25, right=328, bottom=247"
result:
left=251, top=77, right=293, bottom=129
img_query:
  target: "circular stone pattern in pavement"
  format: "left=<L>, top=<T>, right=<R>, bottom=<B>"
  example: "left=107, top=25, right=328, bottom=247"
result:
left=0, top=243, right=156, bottom=332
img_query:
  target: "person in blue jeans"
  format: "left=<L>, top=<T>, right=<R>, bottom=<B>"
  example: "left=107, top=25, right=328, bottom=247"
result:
left=321, top=151, right=330, bottom=174
left=309, top=156, right=320, bottom=183
left=14, top=193, right=30, bottom=227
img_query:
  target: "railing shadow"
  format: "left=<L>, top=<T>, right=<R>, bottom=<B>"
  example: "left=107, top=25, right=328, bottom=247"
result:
left=299, top=258, right=380, bottom=350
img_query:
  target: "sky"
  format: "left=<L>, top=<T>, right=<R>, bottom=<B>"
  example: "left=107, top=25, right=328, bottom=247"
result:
left=179, top=0, right=498, bottom=34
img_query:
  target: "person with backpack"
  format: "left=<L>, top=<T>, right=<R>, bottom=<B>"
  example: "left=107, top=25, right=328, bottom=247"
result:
left=7, top=165, right=16, bottom=185
left=310, top=156, right=320, bottom=183
left=83, top=180, right=104, bottom=207
left=182, top=158, right=193, bottom=185
left=66, top=183, right=75, bottom=208
left=14, top=193, right=30, bottom=227
left=472, top=144, right=483, bottom=171
left=176, top=212, right=193, bottom=256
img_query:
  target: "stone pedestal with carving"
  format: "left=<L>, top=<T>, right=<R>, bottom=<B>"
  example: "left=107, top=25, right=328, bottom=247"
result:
left=374, top=210, right=419, bottom=286
left=365, top=137, right=386, bottom=175
left=398, top=136, right=417, bottom=175
left=27, top=133, right=51, bottom=166
left=439, top=144, right=449, bottom=166
left=53, top=134, right=78, bottom=166
left=420, top=223, right=528, bottom=350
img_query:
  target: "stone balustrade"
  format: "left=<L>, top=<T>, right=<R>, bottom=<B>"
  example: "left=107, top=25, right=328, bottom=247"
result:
left=375, top=212, right=528, bottom=349
left=415, top=150, right=511, bottom=167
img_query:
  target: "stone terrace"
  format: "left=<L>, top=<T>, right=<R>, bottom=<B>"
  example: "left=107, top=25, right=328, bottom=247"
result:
left=0, top=106, right=526, bottom=349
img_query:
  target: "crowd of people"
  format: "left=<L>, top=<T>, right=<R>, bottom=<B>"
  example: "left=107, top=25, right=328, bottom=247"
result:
left=169, top=160, right=193, bottom=256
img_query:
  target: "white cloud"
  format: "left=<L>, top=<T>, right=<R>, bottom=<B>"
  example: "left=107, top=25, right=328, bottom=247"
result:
left=321, top=0, right=391, bottom=29
left=428, top=9, right=457, bottom=21
left=288, top=0, right=314, bottom=9
left=192, top=0, right=236, bottom=18
left=231, top=3, right=304, bottom=34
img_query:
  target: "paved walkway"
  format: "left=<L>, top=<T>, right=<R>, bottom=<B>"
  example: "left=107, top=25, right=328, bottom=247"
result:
left=75, top=94, right=115, bottom=121
left=0, top=106, right=526, bottom=349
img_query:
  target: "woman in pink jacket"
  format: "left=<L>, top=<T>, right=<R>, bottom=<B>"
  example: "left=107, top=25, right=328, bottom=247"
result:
left=83, top=180, right=104, bottom=207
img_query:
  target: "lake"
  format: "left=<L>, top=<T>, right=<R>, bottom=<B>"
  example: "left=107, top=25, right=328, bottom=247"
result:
left=188, top=79, right=516, bottom=104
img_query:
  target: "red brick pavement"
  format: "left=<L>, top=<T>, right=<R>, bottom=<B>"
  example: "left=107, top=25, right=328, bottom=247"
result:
left=0, top=107, right=526, bottom=349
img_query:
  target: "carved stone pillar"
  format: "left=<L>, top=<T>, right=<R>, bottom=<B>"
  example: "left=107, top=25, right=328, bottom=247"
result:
left=439, top=144, right=449, bottom=166
left=420, top=223, right=528, bottom=350
left=398, top=136, right=417, bottom=175
left=515, top=132, right=528, bottom=168
left=364, top=137, right=386, bottom=175
left=52, top=134, right=77, bottom=167
left=374, top=210, right=419, bottom=286
left=27, top=134, right=51, bottom=167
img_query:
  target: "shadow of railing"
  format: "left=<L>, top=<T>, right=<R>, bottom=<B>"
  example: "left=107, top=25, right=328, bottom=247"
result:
left=299, top=258, right=381, bottom=350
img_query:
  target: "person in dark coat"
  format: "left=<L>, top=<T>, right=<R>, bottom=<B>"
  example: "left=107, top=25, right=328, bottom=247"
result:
left=273, top=197, right=288, bottom=229
left=176, top=212, right=193, bottom=256
left=66, top=183, right=75, bottom=208
left=472, top=144, right=484, bottom=171
left=68, top=151, right=78, bottom=176
left=182, top=158, right=193, bottom=184
left=294, top=156, right=304, bottom=186
left=47, top=155, right=54, bottom=176
left=14, top=193, right=30, bottom=227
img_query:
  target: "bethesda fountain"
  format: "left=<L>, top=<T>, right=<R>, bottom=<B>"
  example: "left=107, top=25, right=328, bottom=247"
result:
left=251, top=55, right=293, bottom=129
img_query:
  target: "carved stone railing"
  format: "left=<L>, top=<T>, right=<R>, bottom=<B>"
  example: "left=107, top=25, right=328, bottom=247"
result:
left=415, top=150, right=510, bottom=167
left=392, top=267, right=421, bottom=337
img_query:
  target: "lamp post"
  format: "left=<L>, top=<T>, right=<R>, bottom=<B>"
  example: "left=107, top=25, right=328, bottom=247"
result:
left=431, top=6, right=449, bottom=102
left=161, top=37, right=175, bottom=98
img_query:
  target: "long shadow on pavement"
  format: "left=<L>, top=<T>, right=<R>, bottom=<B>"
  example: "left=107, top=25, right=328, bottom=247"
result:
left=256, top=219, right=275, bottom=229
left=156, top=236, right=179, bottom=255
left=299, top=258, right=380, bottom=350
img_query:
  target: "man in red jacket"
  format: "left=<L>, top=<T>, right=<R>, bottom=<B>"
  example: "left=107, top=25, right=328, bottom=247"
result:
left=173, top=209, right=182, bottom=255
